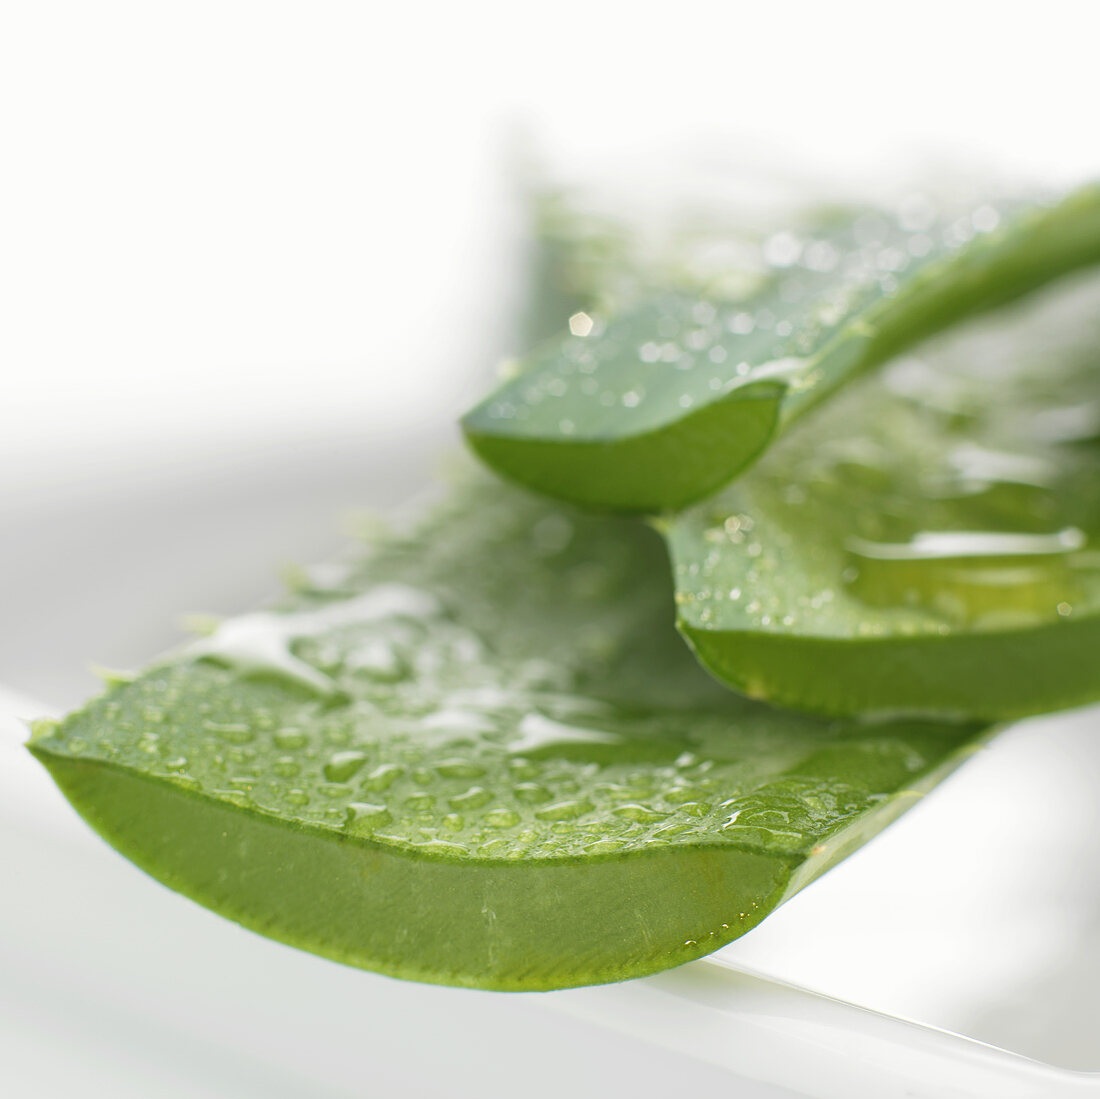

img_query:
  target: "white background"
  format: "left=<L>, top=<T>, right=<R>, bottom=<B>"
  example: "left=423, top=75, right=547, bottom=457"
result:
left=3, top=0, right=1098, bottom=518
left=3, top=0, right=1098, bottom=702
left=1, top=3, right=1099, bottom=1097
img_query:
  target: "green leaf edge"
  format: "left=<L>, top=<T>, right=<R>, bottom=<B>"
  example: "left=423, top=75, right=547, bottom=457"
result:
left=27, top=727, right=989, bottom=990
left=465, top=379, right=784, bottom=513
left=463, top=184, right=1100, bottom=513
left=678, top=615, right=1100, bottom=721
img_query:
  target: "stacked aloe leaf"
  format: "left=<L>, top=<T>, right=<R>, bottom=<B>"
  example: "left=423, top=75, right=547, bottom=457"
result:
left=30, top=174, right=1100, bottom=990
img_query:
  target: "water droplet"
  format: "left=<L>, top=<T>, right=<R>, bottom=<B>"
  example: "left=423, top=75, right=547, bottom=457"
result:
left=417, top=840, right=466, bottom=856
left=513, top=782, right=553, bottom=804
left=568, top=311, right=594, bottom=337
left=665, top=785, right=706, bottom=804
left=436, top=759, right=486, bottom=779
left=203, top=720, right=254, bottom=745
left=324, top=750, right=368, bottom=783
left=972, top=205, right=1000, bottom=233
left=422, top=709, right=496, bottom=735
left=274, top=728, right=308, bottom=749
left=846, top=527, right=1090, bottom=627
left=362, top=762, right=404, bottom=791
left=510, top=713, right=619, bottom=754
left=345, top=802, right=392, bottom=832
left=183, top=584, right=440, bottom=694
left=763, top=231, right=802, bottom=268
left=678, top=802, right=711, bottom=818
left=484, top=808, right=521, bottom=828
left=535, top=799, right=592, bottom=822
left=449, top=787, right=493, bottom=810
left=613, top=804, right=668, bottom=823
left=343, top=640, right=407, bottom=681
left=216, top=790, right=252, bottom=808
left=584, top=838, right=628, bottom=854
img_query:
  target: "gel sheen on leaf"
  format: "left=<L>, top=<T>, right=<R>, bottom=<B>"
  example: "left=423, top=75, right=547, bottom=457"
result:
left=29, top=479, right=988, bottom=990
left=667, top=275, right=1100, bottom=719
left=463, top=185, right=1100, bottom=512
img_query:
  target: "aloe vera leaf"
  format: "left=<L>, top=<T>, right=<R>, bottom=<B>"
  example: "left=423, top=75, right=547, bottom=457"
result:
left=519, top=190, right=632, bottom=347
left=666, top=273, right=1100, bottom=720
left=28, top=478, right=988, bottom=990
left=463, top=184, right=1100, bottom=512
left=517, top=183, right=773, bottom=346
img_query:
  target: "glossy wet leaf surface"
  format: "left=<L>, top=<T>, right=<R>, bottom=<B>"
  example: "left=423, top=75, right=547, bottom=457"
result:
left=517, top=184, right=780, bottom=346
left=464, top=185, right=1100, bottom=511
left=30, top=478, right=987, bottom=989
left=668, top=275, right=1100, bottom=719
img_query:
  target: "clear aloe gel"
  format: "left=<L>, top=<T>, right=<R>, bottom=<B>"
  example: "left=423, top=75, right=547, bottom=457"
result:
left=28, top=477, right=989, bottom=989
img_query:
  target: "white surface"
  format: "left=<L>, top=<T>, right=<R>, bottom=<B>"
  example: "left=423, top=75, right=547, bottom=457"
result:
left=6, top=697, right=1100, bottom=1098
left=4, top=447, right=1100, bottom=1095
left=3, top=0, right=1099, bottom=508
left=3, top=3, right=1100, bottom=1094
left=0, top=692, right=798, bottom=1099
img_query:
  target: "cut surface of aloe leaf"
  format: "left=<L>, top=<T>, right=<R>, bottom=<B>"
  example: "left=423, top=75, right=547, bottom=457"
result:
left=29, top=478, right=988, bottom=990
left=464, top=185, right=1100, bottom=512
left=667, top=274, right=1100, bottom=720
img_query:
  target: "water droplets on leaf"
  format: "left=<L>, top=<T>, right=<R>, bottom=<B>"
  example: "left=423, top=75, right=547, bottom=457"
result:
left=324, top=750, right=368, bottom=783
left=535, top=799, right=593, bottom=822
left=509, top=713, right=620, bottom=755
left=182, top=584, right=443, bottom=695
left=346, top=802, right=393, bottom=833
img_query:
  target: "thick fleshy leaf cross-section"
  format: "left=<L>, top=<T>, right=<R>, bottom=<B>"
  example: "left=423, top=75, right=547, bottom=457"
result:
left=29, top=479, right=988, bottom=989
left=667, top=274, right=1100, bottom=720
left=463, top=185, right=1100, bottom=512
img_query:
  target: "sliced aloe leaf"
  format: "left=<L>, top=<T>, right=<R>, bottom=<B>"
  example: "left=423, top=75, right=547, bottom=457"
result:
left=667, top=274, right=1100, bottom=720
left=464, top=185, right=1100, bottom=512
left=29, top=478, right=988, bottom=989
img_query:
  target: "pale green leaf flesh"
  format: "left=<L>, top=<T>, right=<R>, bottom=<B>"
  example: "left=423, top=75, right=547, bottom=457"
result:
left=464, top=185, right=1100, bottom=512
left=668, top=274, right=1100, bottom=719
left=29, top=479, right=988, bottom=989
